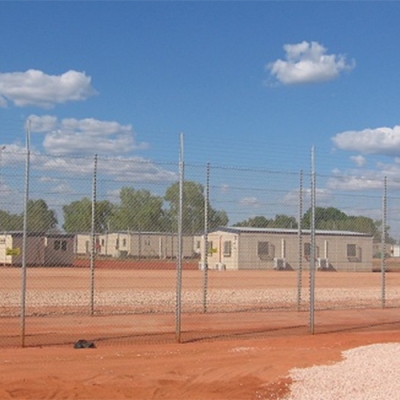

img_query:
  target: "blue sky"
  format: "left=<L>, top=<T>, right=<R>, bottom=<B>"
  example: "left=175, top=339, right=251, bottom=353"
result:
left=1, top=2, right=400, bottom=232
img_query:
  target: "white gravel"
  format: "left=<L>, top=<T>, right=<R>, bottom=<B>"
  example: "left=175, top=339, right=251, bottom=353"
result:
left=284, top=342, right=400, bottom=400
left=2, top=287, right=400, bottom=316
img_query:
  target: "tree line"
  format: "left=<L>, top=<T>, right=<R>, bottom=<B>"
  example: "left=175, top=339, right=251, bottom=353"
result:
left=0, top=182, right=393, bottom=243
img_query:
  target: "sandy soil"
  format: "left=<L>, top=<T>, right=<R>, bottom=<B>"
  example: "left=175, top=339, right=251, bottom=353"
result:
left=1, top=264, right=400, bottom=399
left=1, top=330, right=400, bottom=399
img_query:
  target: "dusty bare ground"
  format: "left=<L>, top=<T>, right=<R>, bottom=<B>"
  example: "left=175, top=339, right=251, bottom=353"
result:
left=1, top=263, right=400, bottom=399
left=1, top=330, right=400, bottom=399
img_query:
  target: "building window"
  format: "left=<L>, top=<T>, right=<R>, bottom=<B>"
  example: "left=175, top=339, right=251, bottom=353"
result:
left=101, top=239, right=105, bottom=246
left=54, top=240, right=60, bottom=251
left=115, top=239, right=119, bottom=250
left=304, top=242, right=311, bottom=259
left=347, top=244, right=361, bottom=261
left=61, top=240, right=67, bottom=251
left=347, top=244, right=356, bottom=257
left=258, top=241, right=271, bottom=260
left=122, top=238, right=127, bottom=247
left=223, top=241, right=232, bottom=257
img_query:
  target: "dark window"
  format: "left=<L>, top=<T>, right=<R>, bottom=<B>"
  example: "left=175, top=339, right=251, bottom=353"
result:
left=258, top=241, right=270, bottom=260
left=223, top=241, right=232, bottom=257
left=347, top=244, right=357, bottom=257
left=61, top=240, right=67, bottom=251
left=304, top=243, right=311, bottom=257
left=54, top=240, right=60, bottom=251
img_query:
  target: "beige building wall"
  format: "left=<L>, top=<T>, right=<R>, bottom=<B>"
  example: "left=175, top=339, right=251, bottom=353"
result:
left=94, top=232, right=195, bottom=259
left=201, top=229, right=373, bottom=272
left=75, top=234, right=92, bottom=255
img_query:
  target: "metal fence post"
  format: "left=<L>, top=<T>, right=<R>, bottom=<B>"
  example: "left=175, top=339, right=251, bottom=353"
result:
left=297, top=170, right=303, bottom=311
left=309, top=147, right=316, bottom=334
left=90, top=154, right=98, bottom=316
left=176, top=134, right=184, bottom=342
left=202, top=162, right=210, bottom=313
left=381, top=176, right=387, bottom=308
left=20, top=119, right=31, bottom=347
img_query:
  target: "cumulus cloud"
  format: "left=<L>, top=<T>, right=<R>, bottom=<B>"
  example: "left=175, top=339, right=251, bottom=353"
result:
left=332, top=126, right=400, bottom=157
left=29, top=115, right=148, bottom=156
left=266, top=41, right=355, bottom=85
left=326, top=160, right=400, bottom=190
left=327, top=174, right=384, bottom=191
left=283, top=188, right=333, bottom=207
left=0, top=69, right=96, bottom=108
left=239, top=197, right=260, bottom=207
left=350, top=155, right=367, bottom=167
left=2, top=146, right=177, bottom=186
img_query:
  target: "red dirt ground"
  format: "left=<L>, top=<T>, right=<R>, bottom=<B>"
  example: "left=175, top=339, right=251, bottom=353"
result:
left=2, top=262, right=400, bottom=399
left=73, top=258, right=199, bottom=270
left=1, top=330, right=400, bottom=399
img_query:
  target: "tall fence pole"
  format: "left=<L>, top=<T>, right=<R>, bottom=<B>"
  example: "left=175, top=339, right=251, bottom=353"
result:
left=202, top=162, right=210, bottom=313
left=90, top=154, right=98, bottom=316
left=309, top=147, right=316, bottom=334
left=176, top=133, right=184, bottom=342
left=297, top=170, right=303, bottom=311
left=381, top=176, right=387, bottom=308
left=20, top=119, right=31, bottom=347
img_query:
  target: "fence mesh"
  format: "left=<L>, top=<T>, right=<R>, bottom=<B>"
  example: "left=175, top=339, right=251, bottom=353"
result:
left=1, top=144, right=400, bottom=347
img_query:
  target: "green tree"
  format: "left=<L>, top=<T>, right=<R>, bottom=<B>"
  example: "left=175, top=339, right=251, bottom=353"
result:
left=110, top=187, right=166, bottom=232
left=63, top=198, right=113, bottom=233
left=164, top=181, right=229, bottom=234
left=234, top=216, right=271, bottom=228
left=233, top=214, right=298, bottom=229
left=300, top=207, right=394, bottom=243
left=0, top=200, right=57, bottom=232
left=301, top=207, right=347, bottom=229
left=269, top=214, right=298, bottom=229
left=0, top=209, right=23, bottom=231
left=26, top=199, right=58, bottom=232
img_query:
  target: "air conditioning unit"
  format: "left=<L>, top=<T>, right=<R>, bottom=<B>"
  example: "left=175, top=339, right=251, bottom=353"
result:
left=274, top=258, right=286, bottom=270
left=317, top=258, right=329, bottom=270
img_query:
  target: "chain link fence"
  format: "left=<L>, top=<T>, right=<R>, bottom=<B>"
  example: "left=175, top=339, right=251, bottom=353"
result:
left=1, top=142, right=399, bottom=347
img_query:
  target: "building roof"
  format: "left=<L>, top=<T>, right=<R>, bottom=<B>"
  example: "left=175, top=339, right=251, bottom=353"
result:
left=0, top=231, right=75, bottom=238
left=211, top=226, right=373, bottom=237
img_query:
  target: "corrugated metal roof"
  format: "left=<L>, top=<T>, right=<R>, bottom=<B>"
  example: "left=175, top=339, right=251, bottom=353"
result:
left=210, top=226, right=373, bottom=237
left=0, top=231, right=75, bottom=238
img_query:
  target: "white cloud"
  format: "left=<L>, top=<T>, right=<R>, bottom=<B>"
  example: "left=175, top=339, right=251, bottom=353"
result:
left=50, top=183, right=74, bottom=194
left=332, top=126, right=400, bottom=157
left=220, top=184, right=230, bottom=194
left=350, top=155, right=366, bottom=167
left=266, top=41, right=355, bottom=85
left=239, top=197, right=259, bottom=207
left=326, top=160, right=400, bottom=190
left=98, top=156, right=178, bottom=183
left=0, top=69, right=96, bottom=108
left=327, top=174, right=384, bottom=191
left=284, top=188, right=333, bottom=207
left=29, top=115, right=148, bottom=156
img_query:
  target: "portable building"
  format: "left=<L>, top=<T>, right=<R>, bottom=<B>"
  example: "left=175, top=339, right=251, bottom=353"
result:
left=0, top=232, right=75, bottom=266
left=75, top=231, right=196, bottom=259
left=200, top=227, right=373, bottom=272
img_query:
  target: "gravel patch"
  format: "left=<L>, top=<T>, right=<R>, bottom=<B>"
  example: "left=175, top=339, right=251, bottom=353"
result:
left=2, top=287, right=400, bottom=316
left=285, top=343, right=400, bottom=400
